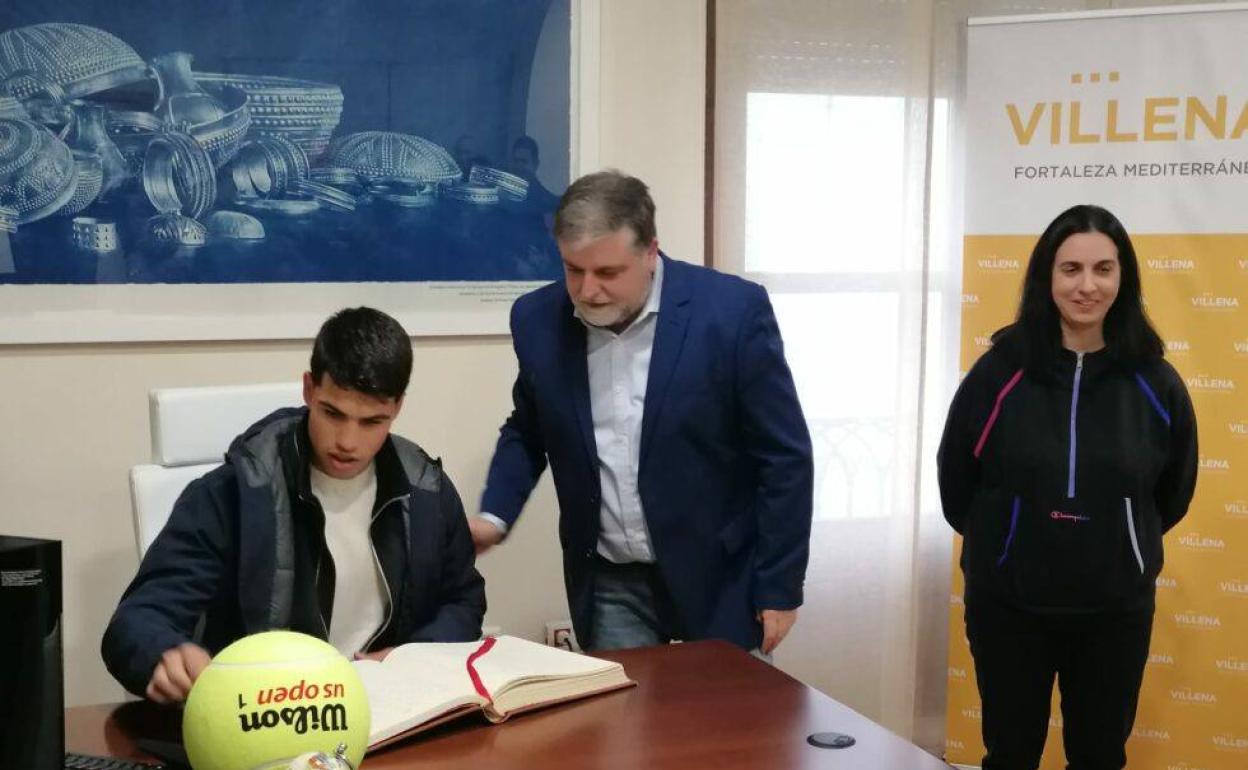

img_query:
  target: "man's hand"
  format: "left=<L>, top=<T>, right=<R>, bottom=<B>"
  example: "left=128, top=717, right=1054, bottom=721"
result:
left=757, top=608, right=798, bottom=655
left=353, top=647, right=394, bottom=662
left=145, top=642, right=212, bottom=704
left=468, top=517, right=505, bottom=554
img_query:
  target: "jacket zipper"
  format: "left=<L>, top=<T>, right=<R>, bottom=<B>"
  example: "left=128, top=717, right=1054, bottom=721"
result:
left=1067, top=351, right=1084, bottom=499
left=362, top=494, right=405, bottom=651
left=1124, top=497, right=1145, bottom=574
left=997, top=495, right=1021, bottom=566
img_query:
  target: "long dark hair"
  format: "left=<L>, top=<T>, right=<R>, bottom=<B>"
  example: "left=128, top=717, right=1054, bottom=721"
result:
left=992, top=204, right=1163, bottom=372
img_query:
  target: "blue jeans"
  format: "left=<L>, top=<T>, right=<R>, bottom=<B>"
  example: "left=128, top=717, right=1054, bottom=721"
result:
left=588, top=557, right=683, bottom=651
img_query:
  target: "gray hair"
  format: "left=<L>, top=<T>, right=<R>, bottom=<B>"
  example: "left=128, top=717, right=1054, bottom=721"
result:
left=553, top=170, right=656, bottom=249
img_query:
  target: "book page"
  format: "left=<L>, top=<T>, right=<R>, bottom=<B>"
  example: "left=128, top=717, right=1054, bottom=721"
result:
left=470, top=636, right=627, bottom=710
left=352, top=642, right=486, bottom=745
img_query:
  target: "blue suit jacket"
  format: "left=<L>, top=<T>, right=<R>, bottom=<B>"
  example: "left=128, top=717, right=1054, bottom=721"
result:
left=481, top=255, right=813, bottom=649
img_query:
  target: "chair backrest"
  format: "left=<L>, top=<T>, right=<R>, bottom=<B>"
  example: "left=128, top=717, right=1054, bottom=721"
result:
left=129, top=382, right=304, bottom=557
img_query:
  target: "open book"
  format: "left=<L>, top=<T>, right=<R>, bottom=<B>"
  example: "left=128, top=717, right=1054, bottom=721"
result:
left=352, top=635, right=634, bottom=749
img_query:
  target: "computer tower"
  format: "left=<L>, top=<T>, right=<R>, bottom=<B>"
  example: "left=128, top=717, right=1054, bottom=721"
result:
left=0, top=536, right=63, bottom=770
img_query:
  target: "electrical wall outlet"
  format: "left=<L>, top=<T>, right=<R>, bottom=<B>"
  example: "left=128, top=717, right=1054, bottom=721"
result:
left=544, top=619, right=580, bottom=651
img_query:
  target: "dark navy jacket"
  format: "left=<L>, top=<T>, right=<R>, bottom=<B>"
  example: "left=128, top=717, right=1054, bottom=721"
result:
left=481, top=256, right=814, bottom=650
left=938, top=334, right=1198, bottom=613
left=102, top=408, right=485, bottom=696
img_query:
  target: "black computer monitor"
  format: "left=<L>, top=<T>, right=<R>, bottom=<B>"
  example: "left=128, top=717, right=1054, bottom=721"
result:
left=1, top=535, right=63, bottom=770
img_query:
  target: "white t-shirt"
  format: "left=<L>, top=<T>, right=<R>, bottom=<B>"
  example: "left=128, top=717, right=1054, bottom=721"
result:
left=311, top=463, right=387, bottom=657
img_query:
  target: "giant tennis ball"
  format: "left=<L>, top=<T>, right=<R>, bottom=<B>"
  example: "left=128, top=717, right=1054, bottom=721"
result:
left=183, top=631, right=370, bottom=770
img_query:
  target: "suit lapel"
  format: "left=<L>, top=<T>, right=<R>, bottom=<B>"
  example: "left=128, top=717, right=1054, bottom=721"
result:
left=559, top=299, right=598, bottom=470
left=640, top=256, right=693, bottom=469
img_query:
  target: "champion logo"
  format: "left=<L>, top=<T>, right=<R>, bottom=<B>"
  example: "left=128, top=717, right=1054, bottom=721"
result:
left=961, top=707, right=982, bottom=720
left=1174, top=611, right=1221, bottom=628
left=1225, top=501, right=1248, bottom=516
left=1050, top=510, right=1089, bottom=522
left=948, top=666, right=967, bottom=679
left=977, top=257, right=1020, bottom=270
left=1156, top=576, right=1178, bottom=589
left=1170, top=687, right=1217, bottom=704
left=1199, top=457, right=1231, bottom=471
left=1178, top=533, right=1226, bottom=550
left=962, top=293, right=980, bottom=304
left=1149, top=652, right=1175, bottom=665
left=1147, top=258, right=1195, bottom=271
left=1219, top=579, right=1248, bottom=595
left=1215, top=657, right=1248, bottom=673
left=1212, top=733, right=1248, bottom=750
left=1186, top=375, right=1236, bottom=391
left=1190, top=294, right=1240, bottom=309
left=1132, top=727, right=1171, bottom=741
left=1166, top=340, right=1190, bottom=353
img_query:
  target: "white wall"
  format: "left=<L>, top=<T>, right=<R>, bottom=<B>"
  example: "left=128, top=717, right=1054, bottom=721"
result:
left=0, top=0, right=705, bottom=707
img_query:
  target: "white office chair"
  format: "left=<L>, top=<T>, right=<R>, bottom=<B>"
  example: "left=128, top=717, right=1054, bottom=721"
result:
left=128, top=382, right=304, bottom=557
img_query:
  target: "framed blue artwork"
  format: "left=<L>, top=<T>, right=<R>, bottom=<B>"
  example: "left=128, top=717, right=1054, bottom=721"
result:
left=0, top=0, right=591, bottom=341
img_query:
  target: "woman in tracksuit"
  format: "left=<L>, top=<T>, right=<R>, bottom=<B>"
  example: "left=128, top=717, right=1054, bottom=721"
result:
left=938, top=205, right=1198, bottom=770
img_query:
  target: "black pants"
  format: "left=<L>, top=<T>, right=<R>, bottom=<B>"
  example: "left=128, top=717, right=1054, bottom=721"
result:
left=964, top=598, right=1153, bottom=770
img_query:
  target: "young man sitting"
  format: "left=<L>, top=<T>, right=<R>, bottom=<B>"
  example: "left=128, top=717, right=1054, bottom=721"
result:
left=102, top=307, right=486, bottom=702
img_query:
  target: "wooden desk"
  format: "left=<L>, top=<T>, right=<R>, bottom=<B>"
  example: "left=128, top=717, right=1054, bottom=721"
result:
left=68, top=641, right=951, bottom=769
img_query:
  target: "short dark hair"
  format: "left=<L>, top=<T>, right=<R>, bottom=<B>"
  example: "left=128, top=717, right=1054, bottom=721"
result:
left=310, top=307, right=412, bottom=399
left=512, top=135, right=539, bottom=162
left=553, top=170, right=655, bottom=249
left=993, top=204, right=1163, bottom=372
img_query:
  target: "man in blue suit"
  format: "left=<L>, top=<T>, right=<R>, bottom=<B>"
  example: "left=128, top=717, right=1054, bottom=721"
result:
left=471, top=170, right=813, bottom=654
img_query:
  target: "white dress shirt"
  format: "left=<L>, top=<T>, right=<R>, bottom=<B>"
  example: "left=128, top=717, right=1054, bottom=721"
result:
left=581, top=258, right=663, bottom=563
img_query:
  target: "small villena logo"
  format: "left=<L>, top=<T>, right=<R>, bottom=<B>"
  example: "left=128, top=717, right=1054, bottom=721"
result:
left=1225, top=500, right=1248, bottom=517
left=948, top=666, right=967, bottom=679
left=1234, top=340, right=1248, bottom=354
left=1156, top=575, right=1178, bottom=589
left=1169, top=687, right=1218, bottom=705
left=1177, top=532, right=1227, bottom=550
left=1149, top=652, right=1176, bottom=666
left=1190, top=293, right=1240, bottom=309
left=1048, top=715, right=1064, bottom=729
left=1219, top=579, right=1248, bottom=596
left=977, top=256, right=1020, bottom=270
left=1199, top=456, right=1231, bottom=471
left=974, top=335, right=992, bottom=348
left=950, top=594, right=965, bottom=606
left=1166, top=339, right=1191, bottom=353
left=1186, top=374, right=1236, bottom=392
left=961, top=707, right=982, bottom=720
left=1168, top=764, right=1211, bottom=770
left=1212, top=733, right=1248, bottom=751
left=1132, top=726, right=1171, bottom=741
left=1147, top=257, right=1196, bottom=271
left=1174, top=610, right=1222, bottom=628
left=962, top=293, right=980, bottom=305
left=946, top=738, right=965, bottom=751
left=1215, top=657, right=1248, bottom=673
left=1229, top=420, right=1248, bottom=437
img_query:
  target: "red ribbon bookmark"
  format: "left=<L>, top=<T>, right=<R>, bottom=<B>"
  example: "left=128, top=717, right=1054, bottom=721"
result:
left=466, top=636, right=497, bottom=702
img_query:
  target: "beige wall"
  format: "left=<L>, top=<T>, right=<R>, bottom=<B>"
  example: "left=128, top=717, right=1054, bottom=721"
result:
left=0, top=0, right=706, bottom=706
